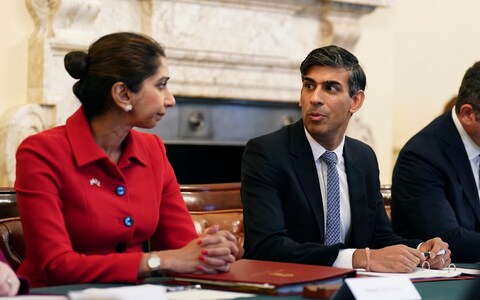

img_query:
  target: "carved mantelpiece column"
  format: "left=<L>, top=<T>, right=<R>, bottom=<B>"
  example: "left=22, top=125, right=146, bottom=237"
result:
left=0, top=0, right=101, bottom=186
left=26, top=0, right=101, bottom=115
left=0, top=104, right=55, bottom=186
left=321, top=0, right=386, bottom=50
left=0, top=0, right=389, bottom=185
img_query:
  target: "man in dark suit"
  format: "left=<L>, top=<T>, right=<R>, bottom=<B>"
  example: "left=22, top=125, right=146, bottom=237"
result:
left=391, top=61, right=480, bottom=263
left=241, top=45, right=450, bottom=272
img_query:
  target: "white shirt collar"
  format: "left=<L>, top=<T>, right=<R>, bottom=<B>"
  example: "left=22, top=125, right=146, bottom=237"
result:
left=451, top=106, right=480, bottom=160
left=304, top=127, right=345, bottom=164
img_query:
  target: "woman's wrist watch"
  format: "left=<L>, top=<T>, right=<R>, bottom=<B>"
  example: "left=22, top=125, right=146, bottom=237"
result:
left=147, top=251, right=162, bottom=276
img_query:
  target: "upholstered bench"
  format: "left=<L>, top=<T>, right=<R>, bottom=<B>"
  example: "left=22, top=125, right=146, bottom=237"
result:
left=0, top=183, right=391, bottom=270
left=150, top=182, right=244, bottom=250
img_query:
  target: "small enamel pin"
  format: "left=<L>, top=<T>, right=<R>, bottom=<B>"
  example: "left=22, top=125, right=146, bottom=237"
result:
left=89, top=178, right=101, bottom=187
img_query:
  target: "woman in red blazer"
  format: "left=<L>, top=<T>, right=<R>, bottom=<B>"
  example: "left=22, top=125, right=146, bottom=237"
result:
left=14, top=32, right=241, bottom=287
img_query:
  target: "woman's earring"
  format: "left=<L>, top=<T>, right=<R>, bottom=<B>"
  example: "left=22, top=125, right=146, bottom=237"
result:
left=125, top=104, right=133, bottom=112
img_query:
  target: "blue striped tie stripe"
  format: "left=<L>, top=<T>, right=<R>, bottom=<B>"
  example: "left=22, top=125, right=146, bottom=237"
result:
left=321, top=151, right=341, bottom=245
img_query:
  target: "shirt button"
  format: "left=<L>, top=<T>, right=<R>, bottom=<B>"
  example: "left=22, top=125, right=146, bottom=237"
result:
left=124, top=216, right=134, bottom=227
left=116, top=242, right=127, bottom=253
left=115, top=186, right=126, bottom=196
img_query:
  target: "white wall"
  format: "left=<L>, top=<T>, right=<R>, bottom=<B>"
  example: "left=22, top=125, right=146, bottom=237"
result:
left=391, top=0, right=480, bottom=152
left=355, top=0, right=480, bottom=183
left=355, top=6, right=396, bottom=184
left=0, top=1, right=33, bottom=117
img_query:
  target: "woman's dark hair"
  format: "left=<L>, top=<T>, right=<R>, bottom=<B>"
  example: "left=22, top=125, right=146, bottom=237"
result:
left=64, top=32, right=165, bottom=120
left=300, top=45, right=366, bottom=97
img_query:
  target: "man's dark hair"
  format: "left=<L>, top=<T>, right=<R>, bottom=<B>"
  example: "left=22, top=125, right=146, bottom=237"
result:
left=456, top=61, right=480, bottom=115
left=300, top=45, right=366, bottom=97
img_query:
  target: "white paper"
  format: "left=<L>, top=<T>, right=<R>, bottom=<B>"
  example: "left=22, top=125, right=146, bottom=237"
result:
left=357, top=267, right=462, bottom=279
left=68, top=284, right=167, bottom=300
left=167, top=289, right=254, bottom=300
left=345, top=277, right=421, bottom=300
left=455, top=267, right=480, bottom=276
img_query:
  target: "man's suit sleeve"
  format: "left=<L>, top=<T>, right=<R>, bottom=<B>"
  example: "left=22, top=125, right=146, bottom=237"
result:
left=241, top=137, right=345, bottom=266
left=344, top=140, right=419, bottom=250
left=392, top=147, right=480, bottom=262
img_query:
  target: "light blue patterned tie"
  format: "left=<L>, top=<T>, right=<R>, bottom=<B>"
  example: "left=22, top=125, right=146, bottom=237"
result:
left=321, top=151, right=341, bottom=245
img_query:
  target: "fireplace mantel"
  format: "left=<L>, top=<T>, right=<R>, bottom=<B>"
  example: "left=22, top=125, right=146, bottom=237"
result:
left=0, top=0, right=388, bottom=185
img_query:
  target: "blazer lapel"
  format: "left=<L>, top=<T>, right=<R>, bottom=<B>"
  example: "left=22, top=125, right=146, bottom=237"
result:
left=443, top=115, right=480, bottom=221
left=343, top=139, right=370, bottom=245
left=289, top=121, right=326, bottom=242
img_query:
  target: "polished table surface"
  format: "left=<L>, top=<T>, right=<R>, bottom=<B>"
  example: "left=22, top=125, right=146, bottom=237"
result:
left=30, top=276, right=478, bottom=300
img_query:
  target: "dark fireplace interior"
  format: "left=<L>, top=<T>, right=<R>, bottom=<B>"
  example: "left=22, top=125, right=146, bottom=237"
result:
left=165, top=144, right=245, bottom=184
left=142, top=96, right=301, bottom=184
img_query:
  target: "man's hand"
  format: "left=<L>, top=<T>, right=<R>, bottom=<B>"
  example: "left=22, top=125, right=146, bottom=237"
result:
left=353, top=245, right=424, bottom=273
left=419, top=237, right=451, bottom=269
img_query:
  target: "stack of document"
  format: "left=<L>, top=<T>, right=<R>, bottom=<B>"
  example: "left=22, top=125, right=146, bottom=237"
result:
left=172, top=259, right=356, bottom=295
left=357, top=267, right=463, bottom=281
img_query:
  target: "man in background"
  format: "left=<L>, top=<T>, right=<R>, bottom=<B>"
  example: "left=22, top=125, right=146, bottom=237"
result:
left=391, top=61, right=480, bottom=263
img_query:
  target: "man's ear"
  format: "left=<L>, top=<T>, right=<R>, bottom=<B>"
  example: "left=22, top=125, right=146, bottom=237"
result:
left=458, top=104, right=480, bottom=138
left=350, top=90, right=365, bottom=114
left=458, top=104, right=477, bottom=126
left=111, top=82, right=132, bottom=109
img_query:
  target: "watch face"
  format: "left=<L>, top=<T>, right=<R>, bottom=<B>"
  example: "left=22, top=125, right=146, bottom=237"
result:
left=148, top=254, right=161, bottom=270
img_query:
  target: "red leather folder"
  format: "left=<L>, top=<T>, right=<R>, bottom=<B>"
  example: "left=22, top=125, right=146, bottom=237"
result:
left=171, top=259, right=356, bottom=295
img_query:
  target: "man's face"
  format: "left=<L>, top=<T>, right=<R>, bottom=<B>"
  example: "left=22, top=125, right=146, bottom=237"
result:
left=299, top=65, right=364, bottom=150
left=460, top=104, right=480, bottom=146
left=472, top=114, right=480, bottom=146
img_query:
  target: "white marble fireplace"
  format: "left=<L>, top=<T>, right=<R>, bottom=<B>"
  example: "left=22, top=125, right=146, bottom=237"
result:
left=0, top=0, right=390, bottom=185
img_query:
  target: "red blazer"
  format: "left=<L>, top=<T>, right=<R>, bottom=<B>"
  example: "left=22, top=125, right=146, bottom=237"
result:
left=14, top=108, right=197, bottom=287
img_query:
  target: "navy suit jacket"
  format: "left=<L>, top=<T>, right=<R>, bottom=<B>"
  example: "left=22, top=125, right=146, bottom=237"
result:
left=392, top=111, right=480, bottom=262
left=241, top=119, right=419, bottom=266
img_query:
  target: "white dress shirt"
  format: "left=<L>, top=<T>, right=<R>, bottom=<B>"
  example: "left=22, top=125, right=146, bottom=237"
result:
left=304, top=128, right=355, bottom=268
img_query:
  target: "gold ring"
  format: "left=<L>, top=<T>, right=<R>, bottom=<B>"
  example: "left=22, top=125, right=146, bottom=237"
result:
left=441, top=258, right=445, bottom=265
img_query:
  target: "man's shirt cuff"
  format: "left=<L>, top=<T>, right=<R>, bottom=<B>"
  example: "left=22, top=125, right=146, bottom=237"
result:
left=333, top=248, right=356, bottom=269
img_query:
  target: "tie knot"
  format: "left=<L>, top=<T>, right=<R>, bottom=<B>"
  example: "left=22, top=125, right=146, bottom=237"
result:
left=321, top=151, right=337, bottom=165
